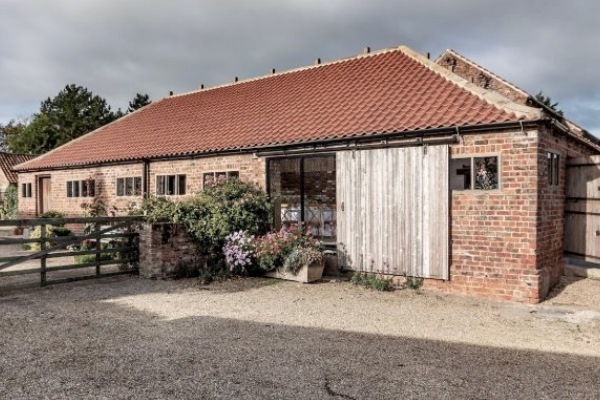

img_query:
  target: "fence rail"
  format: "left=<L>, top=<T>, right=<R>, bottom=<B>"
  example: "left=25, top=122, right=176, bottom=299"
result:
left=0, top=216, right=143, bottom=286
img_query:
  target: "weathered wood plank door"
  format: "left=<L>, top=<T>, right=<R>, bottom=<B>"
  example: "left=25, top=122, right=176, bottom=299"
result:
left=565, top=156, right=600, bottom=263
left=38, top=177, right=51, bottom=215
left=337, top=145, right=449, bottom=279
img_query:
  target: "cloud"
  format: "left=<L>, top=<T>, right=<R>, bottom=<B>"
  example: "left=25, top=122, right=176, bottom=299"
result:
left=1, top=0, right=599, bottom=134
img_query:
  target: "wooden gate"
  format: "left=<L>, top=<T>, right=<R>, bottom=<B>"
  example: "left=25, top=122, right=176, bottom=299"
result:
left=337, top=145, right=449, bottom=279
left=565, top=156, right=600, bottom=263
left=0, top=216, right=142, bottom=286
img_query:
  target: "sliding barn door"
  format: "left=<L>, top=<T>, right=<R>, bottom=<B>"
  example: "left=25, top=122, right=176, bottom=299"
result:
left=337, top=145, right=449, bottom=279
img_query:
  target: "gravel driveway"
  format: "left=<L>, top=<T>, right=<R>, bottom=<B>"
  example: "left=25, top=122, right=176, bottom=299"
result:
left=1, top=276, right=599, bottom=399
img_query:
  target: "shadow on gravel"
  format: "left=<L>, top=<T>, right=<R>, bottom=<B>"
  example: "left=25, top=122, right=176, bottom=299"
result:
left=1, top=280, right=599, bottom=400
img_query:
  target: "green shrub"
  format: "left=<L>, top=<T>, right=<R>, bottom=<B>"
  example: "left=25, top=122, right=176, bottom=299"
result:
left=182, top=179, right=271, bottom=259
left=0, top=185, right=18, bottom=220
left=51, top=226, right=72, bottom=236
left=40, top=210, right=65, bottom=219
left=139, top=179, right=271, bottom=274
left=74, top=253, right=114, bottom=264
left=351, top=272, right=393, bottom=292
left=404, top=276, right=424, bottom=290
left=29, top=223, right=70, bottom=251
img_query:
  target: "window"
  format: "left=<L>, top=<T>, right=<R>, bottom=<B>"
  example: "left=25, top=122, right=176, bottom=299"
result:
left=203, top=171, right=239, bottom=188
left=116, top=177, right=142, bottom=196
left=156, top=174, right=186, bottom=195
left=67, top=180, right=95, bottom=198
left=451, top=156, right=499, bottom=191
left=21, top=183, right=32, bottom=198
left=548, top=152, right=560, bottom=186
left=268, top=156, right=336, bottom=242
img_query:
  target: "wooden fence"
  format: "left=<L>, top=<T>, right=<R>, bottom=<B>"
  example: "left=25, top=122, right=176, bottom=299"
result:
left=0, top=216, right=143, bottom=286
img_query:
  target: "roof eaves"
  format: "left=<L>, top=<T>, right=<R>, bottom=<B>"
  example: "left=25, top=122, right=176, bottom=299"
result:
left=15, top=120, right=540, bottom=172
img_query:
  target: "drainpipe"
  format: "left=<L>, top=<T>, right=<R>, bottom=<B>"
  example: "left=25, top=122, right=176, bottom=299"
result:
left=142, top=159, right=150, bottom=199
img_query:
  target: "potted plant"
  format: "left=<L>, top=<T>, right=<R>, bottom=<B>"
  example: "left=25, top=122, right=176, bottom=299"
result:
left=254, top=228, right=325, bottom=283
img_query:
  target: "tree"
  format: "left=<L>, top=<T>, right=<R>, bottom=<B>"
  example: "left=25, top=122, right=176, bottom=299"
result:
left=6, top=84, right=119, bottom=154
left=6, top=114, right=60, bottom=154
left=0, top=119, right=28, bottom=152
left=127, top=93, right=151, bottom=113
left=535, top=91, right=563, bottom=116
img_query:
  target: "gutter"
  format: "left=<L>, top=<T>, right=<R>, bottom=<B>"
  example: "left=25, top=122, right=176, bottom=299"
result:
left=549, top=119, right=600, bottom=152
left=14, top=119, right=547, bottom=173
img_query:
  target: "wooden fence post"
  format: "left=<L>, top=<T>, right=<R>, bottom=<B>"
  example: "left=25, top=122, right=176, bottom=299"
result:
left=40, top=224, right=47, bottom=286
left=95, top=222, right=102, bottom=276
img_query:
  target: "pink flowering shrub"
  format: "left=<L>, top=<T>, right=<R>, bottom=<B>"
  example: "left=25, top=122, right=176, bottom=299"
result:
left=253, top=227, right=321, bottom=272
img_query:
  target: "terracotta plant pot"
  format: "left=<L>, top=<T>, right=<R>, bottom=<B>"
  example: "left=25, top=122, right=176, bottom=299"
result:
left=264, top=260, right=325, bottom=283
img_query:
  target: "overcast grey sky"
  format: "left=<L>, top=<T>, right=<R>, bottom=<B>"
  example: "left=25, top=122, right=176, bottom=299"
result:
left=1, top=0, right=599, bottom=133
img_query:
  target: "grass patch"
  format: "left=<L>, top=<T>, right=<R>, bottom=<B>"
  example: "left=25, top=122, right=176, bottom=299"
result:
left=351, top=272, right=393, bottom=292
left=404, top=276, right=424, bottom=290
left=74, top=253, right=115, bottom=264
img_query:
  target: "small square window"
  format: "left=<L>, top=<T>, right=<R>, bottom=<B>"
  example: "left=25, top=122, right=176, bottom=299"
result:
left=125, top=177, right=134, bottom=196
left=21, top=183, right=32, bottom=198
left=156, top=174, right=186, bottom=195
left=451, top=156, right=499, bottom=191
left=73, top=181, right=80, bottom=197
left=203, top=173, right=215, bottom=188
left=177, top=175, right=186, bottom=195
left=134, top=177, right=142, bottom=196
left=156, top=176, right=166, bottom=195
left=474, top=157, right=498, bottom=190
left=450, top=158, right=472, bottom=190
left=117, top=178, right=125, bottom=196
left=203, top=171, right=239, bottom=189
left=67, top=181, right=73, bottom=198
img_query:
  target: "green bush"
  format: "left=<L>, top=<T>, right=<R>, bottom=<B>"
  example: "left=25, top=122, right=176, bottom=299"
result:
left=351, top=272, right=393, bottom=292
left=404, top=276, right=424, bottom=290
left=51, top=226, right=72, bottom=236
left=74, top=253, right=114, bottom=264
left=0, top=185, right=18, bottom=220
left=182, top=179, right=271, bottom=258
left=139, top=179, right=271, bottom=275
left=40, top=210, right=65, bottom=219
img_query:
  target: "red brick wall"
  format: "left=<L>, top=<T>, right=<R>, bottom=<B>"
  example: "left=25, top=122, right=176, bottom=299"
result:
left=535, top=126, right=594, bottom=297
left=17, top=154, right=266, bottom=217
left=16, top=127, right=596, bottom=303
left=431, top=129, right=541, bottom=302
left=437, top=53, right=529, bottom=104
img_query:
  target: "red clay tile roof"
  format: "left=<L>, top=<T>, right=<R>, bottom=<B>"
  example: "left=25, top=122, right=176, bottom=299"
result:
left=16, top=46, right=539, bottom=171
left=0, top=152, right=37, bottom=183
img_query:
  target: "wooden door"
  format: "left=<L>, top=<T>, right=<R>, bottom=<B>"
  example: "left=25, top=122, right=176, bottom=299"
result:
left=38, top=177, right=51, bottom=215
left=565, top=156, right=600, bottom=263
left=336, top=145, right=449, bottom=279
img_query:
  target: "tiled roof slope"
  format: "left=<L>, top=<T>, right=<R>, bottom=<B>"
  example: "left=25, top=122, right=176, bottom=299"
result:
left=16, top=46, right=540, bottom=171
left=0, top=152, right=37, bottom=183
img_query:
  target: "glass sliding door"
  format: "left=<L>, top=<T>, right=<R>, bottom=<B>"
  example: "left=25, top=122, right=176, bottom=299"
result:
left=268, top=155, right=336, bottom=245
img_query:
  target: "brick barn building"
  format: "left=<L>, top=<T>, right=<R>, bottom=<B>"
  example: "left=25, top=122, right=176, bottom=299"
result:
left=14, top=46, right=600, bottom=302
